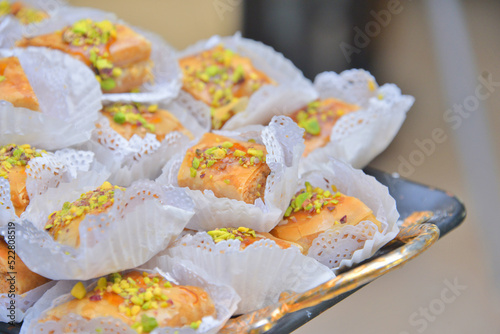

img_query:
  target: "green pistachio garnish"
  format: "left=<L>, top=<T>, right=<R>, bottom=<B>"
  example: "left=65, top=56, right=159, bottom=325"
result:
left=205, top=65, right=219, bottom=77
left=113, top=112, right=126, bottom=124
left=190, top=321, right=202, bottom=330
left=102, top=103, right=157, bottom=133
left=0, top=75, right=6, bottom=83
left=299, top=117, right=321, bottom=135
left=247, top=148, right=264, bottom=157
left=100, top=78, right=116, bottom=91
left=190, top=167, right=197, bottom=178
left=0, top=1, right=10, bottom=17
left=0, top=144, right=44, bottom=179
left=284, top=182, right=343, bottom=218
left=207, top=226, right=257, bottom=243
left=231, top=64, right=245, bottom=83
left=307, top=101, right=320, bottom=109
left=63, top=19, right=116, bottom=46
left=182, top=45, right=270, bottom=129
left=45, top=181, right=123, bottom=230
left=192, top=157, right=200, bottom=169
left=233, top=149, right=245, bottom=157
left=62, top=19, right=121, bottom=90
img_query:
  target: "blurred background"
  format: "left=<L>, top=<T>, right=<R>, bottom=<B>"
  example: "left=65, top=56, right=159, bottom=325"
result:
left=67, top=0, right=500, bottom=332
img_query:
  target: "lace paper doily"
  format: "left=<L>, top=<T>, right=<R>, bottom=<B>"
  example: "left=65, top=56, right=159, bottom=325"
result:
left=3, top=180, right=194, bottom=280
left=293, top=158, right=399, bottom=271
left=150, top=232, right=335, bottom=314
left=0, top=149, right=104, bottom=227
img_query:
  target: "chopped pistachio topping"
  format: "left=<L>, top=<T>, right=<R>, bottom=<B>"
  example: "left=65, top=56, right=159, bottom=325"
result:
left=82, top=272, right=180, bottom=333
left=15, top=6, right=47, bottom=24
left=294, top=99, right=352, bottom=136
left=0, top=144, right=44, bottom=179
left=0, top=75, right=6, bottom=83
left=102, top=103, right=157, bottom=133
left=0, top=1, right=47, bottom=24
left=207, top=226, right=257, bottom=243
left=141, top=314, right=158, bottom=332
left=189, top=140, right=266, bottom=178
left=71, top=282, right=87, bottom=300
left=284, top=182, right=342, bottom=218
left=190, top=320, right=202, bottom=329
left=44, top=181, right=124, bottom=231
left=63, top=19, right=116, bottom=46
left=61, top=19, right=122, bottom=91
left=182, top=45, right=271, bottom=128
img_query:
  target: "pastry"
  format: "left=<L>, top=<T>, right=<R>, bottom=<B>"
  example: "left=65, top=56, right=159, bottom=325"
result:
left=39, top=270, right=216, bottom=333
left=270, top=182, right=382, bottom=254
left=289, top=98, right=359, bottom=156
left=0, top=56, right=40, bottom=111
left=16, top=18, right=153, bottom=93
left=0, top=1, right=48, bottom=25
left=177, top=132, right=270, bottom=204
left=0, top=144, right=44, bottom=217
left=0, top=238, right=50, bottom=294
left=180, top=45, right=275, bottom=129
left=44, top=181, right=124, bottom=248
left=100, top=102, right=193, bottom=141
left=207, top=226, right=303, bottom=252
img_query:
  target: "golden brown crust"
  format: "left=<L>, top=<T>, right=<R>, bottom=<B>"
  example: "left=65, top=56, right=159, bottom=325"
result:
left=1, top=144, right=45, bottom=217
left=289, top=98, right=359, bottom=156
left=0, top=56, right=40, bottom=111
left=16, top=22, right=152, bottom=93
left=39, top=271, right=216, bottom=332
left=44, top=182, right=122, bottom=248
left=180, top=45, right=275, bottom=129
left=0, top=239, right=50, bottom=294
left=206, top=227, right=302, bottom=251
left=7, top=165, right=29, bottom=217
left=100, top=103, right=193, bottom=141
left=271, top=186, right=382, bottom=254
left=177, top=133, right=270, bottom=204
left=103, top=59, right=153, bottom=94
left=16, top=24, right=151, bottom=67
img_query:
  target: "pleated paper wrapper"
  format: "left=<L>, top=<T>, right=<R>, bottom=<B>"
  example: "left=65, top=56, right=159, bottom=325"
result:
left=0, top=148, right=107, bottom=227
left=0, top=0, right=68, bottom=48
left=4, top=6, right=182, bottom=104
left=175, top=32, right=312, bottom=130
left=147, top=232, right=335, bottom=314
left=2, top=179, right=195, bottom=280
left=0, top=280, right=56, bottom=323
left=303, top=69, right=415, bottom=169
left=76, top=100, right=209, bottom=187
left=157, top=115, right=305, bottom=232
left=0, top=47, right=102, bottom=150
left=293, top=158, right=400, bottom=272
left=216, top=69, right=414, bottom=169
left=20, top=266, right=240, bottom=334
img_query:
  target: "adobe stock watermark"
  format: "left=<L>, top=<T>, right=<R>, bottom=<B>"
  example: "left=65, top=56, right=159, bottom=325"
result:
left=340, top=0, right=407, bottom=63
left=399, top=278, right=467, bottom=334
left=398, top=72, right=500, bottom=177
left=213, top=0, right=242, bottom=20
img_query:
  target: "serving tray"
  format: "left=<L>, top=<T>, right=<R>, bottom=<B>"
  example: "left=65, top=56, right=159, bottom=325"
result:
left=0, top=168, right=466, bottom=334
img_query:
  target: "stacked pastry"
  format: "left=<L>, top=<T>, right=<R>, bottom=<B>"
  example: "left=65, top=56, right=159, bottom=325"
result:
left=0, top=3, right=414, bottom=334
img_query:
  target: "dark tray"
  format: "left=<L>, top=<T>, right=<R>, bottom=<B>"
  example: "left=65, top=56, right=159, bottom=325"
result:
left=0, top=168, right=466, bottom=334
